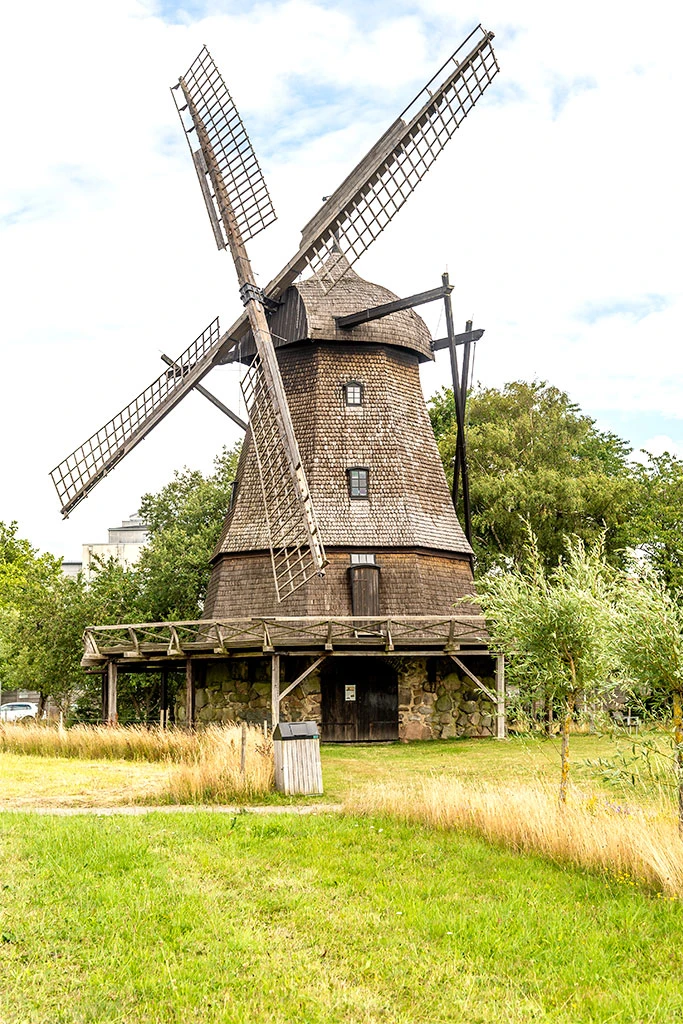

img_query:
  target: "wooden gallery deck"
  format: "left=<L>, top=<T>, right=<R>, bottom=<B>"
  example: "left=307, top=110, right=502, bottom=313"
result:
left=84, top=615, right=505, bottom=741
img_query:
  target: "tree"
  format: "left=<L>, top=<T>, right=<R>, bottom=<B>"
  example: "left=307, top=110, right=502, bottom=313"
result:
left=0, top=520, right=148, bottom=719
left=473, top=530, right=617, bottom=803
left=429, top=381, right=638, bottom=572
left=613, top=570, right=683, bottom=832
left=0, top=521, right=39, bottom=607
left=1, top=551, right=90, bottom=716
left=136, top=444, right=240, bottom=621
left=631, top=453, right=683, bottom=592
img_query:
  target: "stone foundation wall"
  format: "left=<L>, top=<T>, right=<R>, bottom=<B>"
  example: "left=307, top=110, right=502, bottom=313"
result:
left=176, top=658, right=321, bottom=727
left=396, top=657, right=496, bottom=740
left=176, top=655, right=497, bottom=740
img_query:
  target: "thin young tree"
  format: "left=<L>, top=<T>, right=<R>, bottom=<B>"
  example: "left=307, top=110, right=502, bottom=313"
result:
left=613, top=571, right=683, bottom=833
left=475, top=530, right=617, bottom=804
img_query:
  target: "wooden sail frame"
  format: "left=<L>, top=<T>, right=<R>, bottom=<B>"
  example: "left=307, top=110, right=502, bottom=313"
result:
left=177, top=49, right=327, bottom=598
left=49, top=26, right=499, bottom=534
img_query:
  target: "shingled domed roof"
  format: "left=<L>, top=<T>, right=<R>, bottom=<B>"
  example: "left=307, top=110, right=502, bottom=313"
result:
left=231, top=260, right=434, bottom=363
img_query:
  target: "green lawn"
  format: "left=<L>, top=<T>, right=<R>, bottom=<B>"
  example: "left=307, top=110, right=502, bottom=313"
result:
left=320, top=733, right=606, bottom=802
left=1, top=810, right=681, bottom=1023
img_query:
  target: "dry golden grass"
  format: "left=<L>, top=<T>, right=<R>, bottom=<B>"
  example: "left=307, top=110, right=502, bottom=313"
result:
left=0, top=752, right=171, bottom=809
left=0, top=722, right=274, bottom=805
left=0, top=721, right=205, bottom=762
left=347, top=776, right=683, bottom=899
left=159, top=724, right=273, bottom=803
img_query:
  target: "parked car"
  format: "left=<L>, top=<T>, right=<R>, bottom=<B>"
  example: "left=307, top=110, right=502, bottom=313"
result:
left=0, top=701, right=39, bottom=723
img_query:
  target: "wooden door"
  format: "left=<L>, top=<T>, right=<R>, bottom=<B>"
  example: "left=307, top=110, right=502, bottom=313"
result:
left=349, top=564, right=380, bottom=616
left=321, top=658, right=398, bottom=742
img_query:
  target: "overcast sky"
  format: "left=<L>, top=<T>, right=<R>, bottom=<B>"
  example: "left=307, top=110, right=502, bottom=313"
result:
left=1, top=0, right=681, bottom=561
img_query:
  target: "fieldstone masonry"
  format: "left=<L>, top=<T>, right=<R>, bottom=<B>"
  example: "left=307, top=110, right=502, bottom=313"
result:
left=177, top=656, right=495, bottom=740
left=397, top=658, right=496, bottom=740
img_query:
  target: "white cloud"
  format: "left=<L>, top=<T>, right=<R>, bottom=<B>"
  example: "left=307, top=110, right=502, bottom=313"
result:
left=636, top=436, right=683, bottom=462
left=0, top=0, right=681, bottom=558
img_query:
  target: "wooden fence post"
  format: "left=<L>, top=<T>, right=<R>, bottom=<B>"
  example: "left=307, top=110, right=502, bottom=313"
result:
left=271, top=654, right=280, bottom=728
left=185, top=658, right=195, bottom=730
left=106, top=660, right=118, bottom=726
left=495, top=654, right=506, bottom=740
left=101, top=668, right=108, bottom=725
left=160, top=667, right=168, bottom=728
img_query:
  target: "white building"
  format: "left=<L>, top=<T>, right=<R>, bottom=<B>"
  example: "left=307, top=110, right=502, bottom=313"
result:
left=81, top=516, right=149, bottom=579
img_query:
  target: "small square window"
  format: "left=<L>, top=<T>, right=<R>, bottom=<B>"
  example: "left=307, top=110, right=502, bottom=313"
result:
left=345, top=382, right=363, bottom=406
left=348, top=468, right=369, bottom=499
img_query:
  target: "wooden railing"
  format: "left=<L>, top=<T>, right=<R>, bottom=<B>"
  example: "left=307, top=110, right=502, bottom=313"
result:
left=83, top=615, right=488, bottom=662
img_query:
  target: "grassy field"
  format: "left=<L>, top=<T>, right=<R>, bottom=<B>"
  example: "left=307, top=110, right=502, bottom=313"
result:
left=1, top=809, right=682, bottom=1023
left=0, top=731, right=672, bottom=809
left=1, top=733, right=681, bottom=1021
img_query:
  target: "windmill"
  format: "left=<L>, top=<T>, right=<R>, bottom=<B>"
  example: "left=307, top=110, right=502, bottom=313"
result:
left=51, top=25, right=499, bottom=605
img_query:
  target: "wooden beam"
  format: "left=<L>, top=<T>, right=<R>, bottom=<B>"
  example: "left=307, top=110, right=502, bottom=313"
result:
left=160, top=667, right=168, bottom=728
left=101, top=668, right=108, bottom=724
left=495, top=654, right=506, bottom=740
left=185, top=658, right=195, bottom=730
left=160, top=354, right=248, bottom=431
left=431, top=328, right=484, bottom=352
left=442, top=273, right=472, bottom=544
left=105, top=660, right=118, bottom=726
left=278, top=656, right=327, bottom=702
left=335, top=284, right=451, bottom=329
left=271, top=654, right=281, bottom=727
left=449, top=654, right=497, bottom=704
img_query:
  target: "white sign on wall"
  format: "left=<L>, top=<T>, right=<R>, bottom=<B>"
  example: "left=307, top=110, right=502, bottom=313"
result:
left=345, top=685, right=357, bottom=702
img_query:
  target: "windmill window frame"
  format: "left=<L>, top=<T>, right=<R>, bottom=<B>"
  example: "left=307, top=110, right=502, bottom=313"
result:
left=344, top=381, right=364, bottom=407
left=348, top=467, right=369, bottom=500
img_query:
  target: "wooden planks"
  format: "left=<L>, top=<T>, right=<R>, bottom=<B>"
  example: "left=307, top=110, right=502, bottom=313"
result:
left=273, top=736, right=323, bottom=796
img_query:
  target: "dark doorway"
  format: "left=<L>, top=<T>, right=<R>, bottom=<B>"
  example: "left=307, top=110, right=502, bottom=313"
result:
left=321, top=658, right=398, bottom=742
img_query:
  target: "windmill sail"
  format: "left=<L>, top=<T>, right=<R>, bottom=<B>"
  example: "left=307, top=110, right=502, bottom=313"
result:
left=175, top=48, right=327, bottom=599
left=298, top=25, right=498, bottom=289
left=51, top=319, right=223, bottom=517
left=241, top=356, right=326, bottom=599
left=172, top=46, right=277, bottom=247
left=50, top=27, right=498, bottom=534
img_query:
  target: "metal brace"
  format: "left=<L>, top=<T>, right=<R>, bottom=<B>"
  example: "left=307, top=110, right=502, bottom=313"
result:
left=238, top=281, right=279, bottom=314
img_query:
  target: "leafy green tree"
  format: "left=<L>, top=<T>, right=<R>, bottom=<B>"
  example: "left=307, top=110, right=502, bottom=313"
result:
left=1, top=553, right=89, bottom=716
left=136, top=444, right=240, bottom=621
left=0, top=521, right=39, bottom=607
left=613, top=570, right=683, bottom=831
left=429, top=381, right=638, bottom=571
left=631, top=453, right=683, bottom=592
left=0, top=444, right=239, bottom=718
left=473, top=530, right=617, bottom=803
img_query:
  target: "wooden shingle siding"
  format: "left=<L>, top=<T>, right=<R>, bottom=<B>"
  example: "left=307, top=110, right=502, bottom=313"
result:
left=204, top=549, right=475, bottom=618
left=205, top=262, right=476, bottom=619
left=214, top=343, right=470, bottom=557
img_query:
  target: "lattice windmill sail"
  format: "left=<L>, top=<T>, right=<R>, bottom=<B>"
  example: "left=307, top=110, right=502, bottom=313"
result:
left=171, top=47, right=326, bottom=600
left=50, top=26, right=499, bottom=601
left=297, top=24, right=498, bottom=290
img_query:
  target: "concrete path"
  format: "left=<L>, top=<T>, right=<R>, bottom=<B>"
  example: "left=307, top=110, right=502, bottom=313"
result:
left=3, top=802, right=343, bottom=816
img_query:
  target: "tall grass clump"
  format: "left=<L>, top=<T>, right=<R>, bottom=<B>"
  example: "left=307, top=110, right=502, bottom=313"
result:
left=348, top=777, right=683, bottom=899
left=159, top=724, right=273, bottom=803
left=0, top=722, right=205, bottom=762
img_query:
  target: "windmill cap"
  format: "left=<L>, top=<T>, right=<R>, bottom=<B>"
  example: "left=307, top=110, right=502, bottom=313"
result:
left=226, top=259, right=434, bottom=364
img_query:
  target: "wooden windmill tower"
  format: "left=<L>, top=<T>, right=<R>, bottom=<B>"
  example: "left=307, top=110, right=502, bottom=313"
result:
left=62, top=27, right=505, bottom=742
